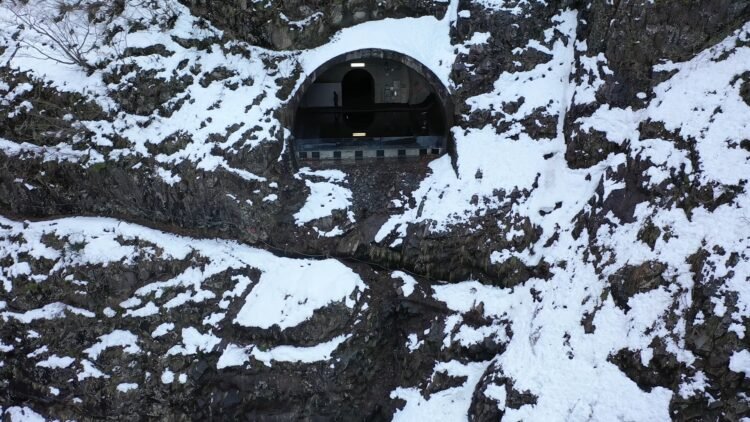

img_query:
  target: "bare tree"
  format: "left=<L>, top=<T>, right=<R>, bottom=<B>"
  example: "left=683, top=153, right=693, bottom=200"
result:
left=2, top=0, right=102, bottom=72
left=2, top=0, right=183, bottom=71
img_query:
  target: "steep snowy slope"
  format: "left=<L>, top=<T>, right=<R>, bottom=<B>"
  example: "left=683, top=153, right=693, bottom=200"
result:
left=1, top=0, right=749, bottom=420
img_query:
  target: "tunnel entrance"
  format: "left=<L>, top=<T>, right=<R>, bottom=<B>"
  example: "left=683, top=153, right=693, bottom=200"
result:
left=289, top=49, right=453, bottom=161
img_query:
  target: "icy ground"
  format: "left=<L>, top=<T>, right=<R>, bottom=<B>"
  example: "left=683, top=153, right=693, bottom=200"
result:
left=1, top=0, right=750, bottom=420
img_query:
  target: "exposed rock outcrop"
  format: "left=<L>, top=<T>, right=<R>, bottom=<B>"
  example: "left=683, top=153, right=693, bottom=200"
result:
left=1, top=0, right=750, bottom=420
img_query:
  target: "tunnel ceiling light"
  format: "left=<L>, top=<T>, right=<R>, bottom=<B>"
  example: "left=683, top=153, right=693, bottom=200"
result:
left=350, top=62, right=366, bottom=68
left=352, top=132, right=367, bottom=137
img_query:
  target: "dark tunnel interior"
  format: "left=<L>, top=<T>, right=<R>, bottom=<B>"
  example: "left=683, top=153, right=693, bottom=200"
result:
left=293, top=55, right=449, bottom=160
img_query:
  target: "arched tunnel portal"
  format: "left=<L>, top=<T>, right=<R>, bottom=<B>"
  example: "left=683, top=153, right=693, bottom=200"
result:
left=285, top=49, right=454, bottom=161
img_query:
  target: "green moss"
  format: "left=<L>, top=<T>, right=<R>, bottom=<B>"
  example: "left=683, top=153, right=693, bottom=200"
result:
left=89, top=162, right=107, bottom=173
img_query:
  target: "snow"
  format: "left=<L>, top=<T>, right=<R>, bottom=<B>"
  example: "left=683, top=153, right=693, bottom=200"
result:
left=452, top=321, right=509, bottom=348
left=0, top=0, right=283, bottom=181
left=392, top=271, right=418, bottom=297
left=484, top=383, right=507, bottom=409
left=281, top=11, right=324, bottom=29
left=203, top=312, right=225, bottom=327
left=217, top=344, right=249, bottom=369
left=235, top=259, right=365, bottom=329
left=572, top=51, right=612, bottom=105
left=251, top=334, right=350, bottom=366
left=0, top=213, right=369, bottom=385
left=166, top=327, right=220, bottom=356
left=294, top=179, right=353, bottom=226
left=646, top=23, right=750, bottom=186
left=1, top=0, right=749, bottom=419
left=296, top=167, right=347, bottom=182
left=465, top=31, right=491, bottom=46
left=432, top=277, right=674, bottom=421
left=125, top=301, right=159, bottom=317
left=116, top=383, right=138, bottom=393
left=391, top=360, right=490, bottom=421
left=156, top=167, right=181, bottom=186
left=473, top=0, right=547, bottom=15
left=161, top=369, right=175, bottom=384
left=729, top=350, right=750, bottom=377
left=297, top=0, right=459, bottom=90
left=2, top=302, right=95, bottom=323
left=262, top=193, right=278, bottom=202
left=0, top=137, right=97, bottom=164
left=83, top=330, right=141, bottom=360
left=3, top=407, right=46, bottom=422
left=578, top=22, right=750, bottom=187
left=679, top=371, right=708, bottom=399
left=26, top=346, right=47, bottom=358
left=218, top=335, right=350, bottom=368
left=77, top=359, right=108, bottom=381
left=0, top=340, right=14, bottom=353
left=406, top=333, right=424, bottom=352
left=292, top=167, right=356, bottom=230
left=467, top=11, right=577, bottom=121
left=152, top=322, right=175, bottom=338
left=80, top=236, right=137, bottom=265
left=374, top=10, right=591, bottom=258
left=37, top=355, right=75, bottom=369
left=0, top=215, right=367, bottom=331
left=314, top=226, right=345, bottom=238
left=119, top=297, right=142, bottom=309
left=0, top=216, right=193, bottom=271
left=221, top=275, right=254, bottom=305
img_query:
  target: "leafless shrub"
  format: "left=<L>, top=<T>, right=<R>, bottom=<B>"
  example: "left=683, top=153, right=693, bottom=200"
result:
left=1, top=0, right=181, bottom=72
left=2, top=0, right=102, bottom=72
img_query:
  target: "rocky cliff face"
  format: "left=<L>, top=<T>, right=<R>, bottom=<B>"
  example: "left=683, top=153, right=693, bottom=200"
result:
left=1, top=0, right=750, bottom=420
left=179, top=0, right=449, bottom=50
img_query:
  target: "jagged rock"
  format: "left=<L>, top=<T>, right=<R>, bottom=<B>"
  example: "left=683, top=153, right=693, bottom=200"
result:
left=2, top=0, right=750, bottom=419
left=608, top=261, right=668, bottom=312
left=0, top=70, right=106, bottom=145
left=178, top=0, right=449, bottom=50
left=109, top=68, right=194, bottom=116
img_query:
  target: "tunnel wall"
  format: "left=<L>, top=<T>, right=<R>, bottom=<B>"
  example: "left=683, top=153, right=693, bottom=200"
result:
left=305, top=59, right=426, bottom=105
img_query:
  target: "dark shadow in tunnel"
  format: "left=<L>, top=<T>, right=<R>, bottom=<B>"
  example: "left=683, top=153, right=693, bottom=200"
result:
left=342, top=69, right=375, bottom=131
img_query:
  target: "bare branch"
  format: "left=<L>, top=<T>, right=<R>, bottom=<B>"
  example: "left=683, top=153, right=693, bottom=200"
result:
left=2, top=0, right=180, bottom=71
left=2, top=0, right=100, bottom=71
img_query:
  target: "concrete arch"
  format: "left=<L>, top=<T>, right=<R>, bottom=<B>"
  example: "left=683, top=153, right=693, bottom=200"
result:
left=283, top=48, right=455, bottom=163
